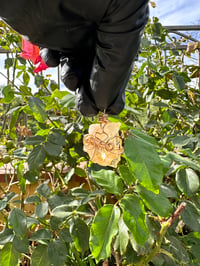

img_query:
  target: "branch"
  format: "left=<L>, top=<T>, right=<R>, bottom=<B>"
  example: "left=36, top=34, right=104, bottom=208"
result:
left=166, top=202, right=187, bottom=226
left=136, top=202, right=187, bottom=266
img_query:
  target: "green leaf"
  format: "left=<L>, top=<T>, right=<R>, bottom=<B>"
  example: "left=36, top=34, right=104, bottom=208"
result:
left=0, top=228, right=14, bottom=245
left=74, top=167, right=87, bottom=178
left=120, top=194, right=149, bottom=246
left=138, top=74, right=149, bottom=85
left=171, top=135, right=191, bottom=146
left=0, top=242, right=19, bottom=266
left=47, top=239, right=68, bottom=266
left=0, top=200, right=8, bottom=210
left=52, top=204, right=73, bottom=219
left=166, top=236, right=190, bottom=264
left=148, top=59, right=157, bottom=72
left=71, top=217, right=90, bottom=253
left=168, top=152, right=200, bottom=171
left=151, top=22, right=163, bottom=40
left=64, top=168, right=75, bottom=184
left=9, top=107, right=21, bottom=136
left=5, top=58, right=13, bottom=68
left=44, top=141, right=62, bottom=157
left=8, top=208, right=27, bottom=237
left=71, top=187, right=90, bottom=198
left=31, top=245, right=51, bottom=266
left=24, top=171, right=39, bottom=182
left=162, top=110, right=177, bottom=123
left=153, top=101, right=169, bottom=107
left=34, top=75, right=44, bottom=87
left=51, top=89, right=68, bottom=100
left=173, top=74, right=185, bottom=91
left=131, top=129, right=158, bottom=147
left=13, top=235, right=29, bottom=253
left=47, top=193, right=73, bottom=209
left=114, top=217, right=129, bottom=255
left=37, top=182, right=51, bottom=198
left=25, top=195, right=41, bottom=204
left=47, top=129, right=66, bottom=146
left=28, top=96, right=47, bottom=123
left=135, top=185, right=173, bottom=217
left=35, top=202, right=49, bottom=219
left=91, top=169, right=124, bottom=195
left=185, top=232, right=200, bottom=260
left=90, top=205, right=120, bottom=262
left=28, top=145, right=46, bottom=171
left=160, top=154, right=172, bottom=175
left=59, top=228, right=72, bottom=243
left=119, top=165, right=135, bottom=186
left=19, top=85, right=32, bottom=96
left=160, top=184, right=178, bottom=198
left=60, top=94, right=76, bottom=108
left=30, top=229, right=53, bottom=241
left=17, top=164, right=26, bottom=193
left=50, top=216, right=64, bottom=231
left=156, top=89, right=177, bottom=100
left=181, top=201, right=200, bottom=232
left=2, top=85, right=15, bottom=103
left=27, top=217, right=39, bottom=228
left=23, top=72, right=30, bottom=85
left=176, top=168, right=199, bottom=196
left=5, top=192, right=17, bottom=202
left=124, top=135, right=163, bottom=192
left=25, top=135, right=45, bottom=145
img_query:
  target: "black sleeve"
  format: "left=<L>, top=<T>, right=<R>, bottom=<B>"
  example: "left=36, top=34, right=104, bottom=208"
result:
left=89, top=0, right=149, bottom=113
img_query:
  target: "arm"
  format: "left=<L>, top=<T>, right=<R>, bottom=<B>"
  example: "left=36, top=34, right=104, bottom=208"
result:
left=85, top=0, right=149, bottom=114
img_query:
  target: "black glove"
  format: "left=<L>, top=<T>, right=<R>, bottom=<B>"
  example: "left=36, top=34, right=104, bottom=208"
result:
left=0, top=0, right=149, bottom=117
left=39, top=49, right=82, bottom=92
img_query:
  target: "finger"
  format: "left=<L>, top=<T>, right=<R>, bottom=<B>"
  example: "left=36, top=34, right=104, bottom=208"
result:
left=76, top=82, right=99, bottom=117
left=106, top=67, right=131, bottom=114
left=61, top=58, right=82, bottom=92
left=40, top=48, right=61, bottom=67
left=106, top=86, right=125, bottom=115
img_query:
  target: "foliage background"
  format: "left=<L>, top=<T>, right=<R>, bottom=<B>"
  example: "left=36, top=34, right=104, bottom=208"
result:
left=0, top=16, right=200, bottom=266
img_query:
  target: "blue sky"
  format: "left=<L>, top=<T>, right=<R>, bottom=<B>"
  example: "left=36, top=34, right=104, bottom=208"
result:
left=150, top=0, right=200, bottom=25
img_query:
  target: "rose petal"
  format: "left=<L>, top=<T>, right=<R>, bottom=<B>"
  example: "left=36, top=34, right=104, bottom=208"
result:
left=20, top=37, right=49, bottom=73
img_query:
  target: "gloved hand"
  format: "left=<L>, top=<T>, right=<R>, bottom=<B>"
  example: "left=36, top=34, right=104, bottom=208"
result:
left=40, top=47, right=127, bottom=117
left=0, top=0, right=149, bottom=117
left=39, top=47, right=99, bottom=116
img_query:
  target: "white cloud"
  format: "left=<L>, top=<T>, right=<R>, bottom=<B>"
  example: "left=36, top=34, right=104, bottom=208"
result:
left=150, top=0, right=200, bottom=25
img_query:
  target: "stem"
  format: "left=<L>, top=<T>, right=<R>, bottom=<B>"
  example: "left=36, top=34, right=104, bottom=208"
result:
left=0, top=184, right=6, bottom=194
left=47, top=114, right=60, bottom=128
left=54, top=166, right=66, bottom=187
left=0, top=103, right=11, bottom=137
left=86, top=176, right=93, bottom=192
left=112, top=249, right=122, bottom=266
left=133, top=114, right=145, bottom=130
left=137, top=222, right=169, bottom=266
left=0, top=71, right=21, bottom=92
left=49, top=172, right=55, bottom=192
left=135, top=202, right=187, bottom=266
left=20, top=191, right=25, bottom=211
left=22, top=253, right=31, bottom=261
left=102, top=259, right=109, bottom=266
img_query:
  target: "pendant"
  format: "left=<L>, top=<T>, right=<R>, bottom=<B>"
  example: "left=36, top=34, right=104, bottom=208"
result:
left=83, top=113, right=124, bottom=167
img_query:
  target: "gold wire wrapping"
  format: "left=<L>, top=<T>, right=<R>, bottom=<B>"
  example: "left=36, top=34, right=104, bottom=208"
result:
left=83, top=114, right=124, bottom=167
